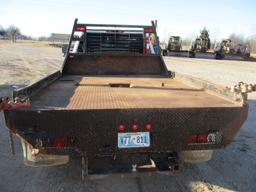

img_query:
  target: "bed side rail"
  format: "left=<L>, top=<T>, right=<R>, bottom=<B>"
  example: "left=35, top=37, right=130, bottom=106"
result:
left=175, top=72, right=256, bottom=104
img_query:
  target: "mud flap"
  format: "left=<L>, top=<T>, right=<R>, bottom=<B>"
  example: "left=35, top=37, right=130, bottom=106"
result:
left=20, top=138, right=69, bottom=167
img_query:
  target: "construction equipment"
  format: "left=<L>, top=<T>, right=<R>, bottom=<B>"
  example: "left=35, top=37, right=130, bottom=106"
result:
left=215, top=39, right=251, bottom=60
left=163, top=28, right=214, bottom=59
left=162, top=36, right=190, bottom=57
left=191, top=37, right=211, bottom=53
left=191, top=28, right=211, bottom=53
left=188, top=28, right=213, bottom=58
left=2, top=19, right=253, bottom=179
left=189, top=37, right=216, bottom=59
left=168, top=36, right=182, bottom=51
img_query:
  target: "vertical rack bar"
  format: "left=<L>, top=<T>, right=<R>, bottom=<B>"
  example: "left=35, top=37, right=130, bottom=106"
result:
left=61, top=18, right=78, bottom=72
left=66, top=18, right=78, bottom=54
left=143, top=28, right=146, bottom=54
left=83, top=29, right=87, bottom=53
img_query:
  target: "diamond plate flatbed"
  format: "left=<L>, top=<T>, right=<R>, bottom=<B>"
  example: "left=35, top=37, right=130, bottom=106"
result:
left=30, top=76, right=240, bottom=110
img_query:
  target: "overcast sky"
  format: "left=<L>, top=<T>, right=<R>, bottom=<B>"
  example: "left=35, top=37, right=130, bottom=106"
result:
left=1, top=0, right=255, bottom=41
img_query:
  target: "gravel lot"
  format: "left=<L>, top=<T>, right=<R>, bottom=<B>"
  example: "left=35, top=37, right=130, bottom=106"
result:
left=0, top=43, right=256, bottom=192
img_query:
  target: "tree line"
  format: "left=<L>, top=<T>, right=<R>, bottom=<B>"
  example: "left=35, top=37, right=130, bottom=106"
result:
left=0, top=25, right=33, bottom=42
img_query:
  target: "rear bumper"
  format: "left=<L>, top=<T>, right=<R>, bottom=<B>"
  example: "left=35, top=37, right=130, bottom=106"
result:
left=4, top=106, right=248, bottom=175
left=4, top=106, right=248, bottom=154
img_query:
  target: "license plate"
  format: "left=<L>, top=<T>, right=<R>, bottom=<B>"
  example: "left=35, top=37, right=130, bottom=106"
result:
left=118, top=132, right=150, bottom=148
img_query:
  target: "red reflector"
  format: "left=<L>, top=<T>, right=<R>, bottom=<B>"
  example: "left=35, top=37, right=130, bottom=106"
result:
left=197, top=134, right=208, bottom=143
left=118, top=124, right=125, bottom=132
left=144, top=28, right=153, bottom=33
left=76, top=26, right=86, bottom=31
left=53, top=138, right=66, bottom=148
left=188, top=135, right=197, bottom=143
left=145, top=124, right=151, bottom=130
left=132, top=124, right=139, bottom=131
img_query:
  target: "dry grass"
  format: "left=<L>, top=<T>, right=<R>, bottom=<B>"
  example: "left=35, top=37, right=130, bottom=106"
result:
left=0, top=42, right=62, bottom=90
left=0, top=40, right=52, bottom=47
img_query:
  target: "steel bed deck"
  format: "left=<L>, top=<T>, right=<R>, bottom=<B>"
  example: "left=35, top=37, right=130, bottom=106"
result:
left=30, top=76, right=239, bottom=110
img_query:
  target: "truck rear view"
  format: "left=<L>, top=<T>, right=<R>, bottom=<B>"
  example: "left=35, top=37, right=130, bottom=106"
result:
left=1, top=19, right=251, bottom=179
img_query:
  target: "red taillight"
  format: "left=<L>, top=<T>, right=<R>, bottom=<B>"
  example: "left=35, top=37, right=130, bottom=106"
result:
left=53, top=138, right=66, bottom=148
left=197, top=134, right=208, bottom=143
left=118, top=124, right=125, bottom=132
left=188, top=133, right=221, bottom=144
left=76, top=26, right=86, bottom=31
left=145, top=124, right=152, bottom=130
left=132, top=124, right=139, bottom=131
left=144, top=28, right=153, bottom=33
left=188, top=134, right=197, bottom=143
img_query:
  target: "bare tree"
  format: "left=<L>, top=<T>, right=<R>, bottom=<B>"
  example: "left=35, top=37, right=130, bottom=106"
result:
left=182, top=38, right=193, bottom=47
left=245, top=36, right=256, bottom=53
left=6, top=25, right=20, bottom=43
left=228, top=33, right=245, bottom=45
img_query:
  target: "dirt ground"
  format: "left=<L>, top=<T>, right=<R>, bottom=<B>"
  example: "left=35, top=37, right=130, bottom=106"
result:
left=0, top=42, right=256, bottom=192
left=0, top=40, right=62, bottom=96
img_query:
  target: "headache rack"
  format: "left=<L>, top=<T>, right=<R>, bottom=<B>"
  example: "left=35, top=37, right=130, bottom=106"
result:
left=66, top=18, right=159, bottom=54
left=61, top=19, right=167, bottom=76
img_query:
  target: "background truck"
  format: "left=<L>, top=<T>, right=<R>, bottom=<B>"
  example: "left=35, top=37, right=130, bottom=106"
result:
left=1, top=19, right=253, bottom=179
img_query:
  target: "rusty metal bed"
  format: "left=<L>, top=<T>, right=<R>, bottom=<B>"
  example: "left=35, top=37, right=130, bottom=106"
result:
left=30, top=76, right=240, bottom=110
